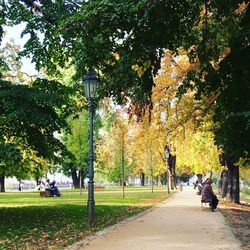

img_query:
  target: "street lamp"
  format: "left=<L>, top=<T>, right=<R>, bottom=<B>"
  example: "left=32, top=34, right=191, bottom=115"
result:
left=83, top=68, right=99, bottom=226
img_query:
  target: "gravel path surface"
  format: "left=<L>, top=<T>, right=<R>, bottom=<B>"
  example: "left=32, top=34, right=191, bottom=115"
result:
left=67, top=186, right=241, bottom=250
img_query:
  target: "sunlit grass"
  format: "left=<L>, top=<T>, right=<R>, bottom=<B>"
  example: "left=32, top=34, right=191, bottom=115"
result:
left=0, top=186, right=172, bottom=249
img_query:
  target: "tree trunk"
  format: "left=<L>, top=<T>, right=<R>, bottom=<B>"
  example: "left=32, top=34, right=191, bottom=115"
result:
left=71, top=169, right=80, bottom=189
left=0, top=175, right=5, bottom=192
left=79, top=169, right=85, bottom=188
left=120, top=129, right=125, bottom=197
left=168, top=154, right=177, bottom=190
left=161, top=172, right=167, bottom=185
left=218, top=170, right=228, bottom=198
left=140, top=171, right=145, bottom=186
left=167, top=169, right=172, bottom=191
left=231, top=165, right=240, bottom=204
left=222, top=162, right=240, bottom=204
left=35, top=177, right=40, bottom=186
left=226, top=163, right=233, bottom=201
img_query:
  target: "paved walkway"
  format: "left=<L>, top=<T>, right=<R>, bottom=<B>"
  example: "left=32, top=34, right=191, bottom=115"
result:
left=68, top=186, right=241, bottom=250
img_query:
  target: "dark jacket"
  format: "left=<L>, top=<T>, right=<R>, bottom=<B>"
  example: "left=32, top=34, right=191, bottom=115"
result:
left=201, top=183, right=215, bottom=202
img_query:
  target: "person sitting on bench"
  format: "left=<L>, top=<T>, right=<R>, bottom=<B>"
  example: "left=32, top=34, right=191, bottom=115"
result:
left=45, top=179, right=60, bottom=197
left=201, top=178, right=219, bottom=211
left=49, top=180, right=61, bottom=197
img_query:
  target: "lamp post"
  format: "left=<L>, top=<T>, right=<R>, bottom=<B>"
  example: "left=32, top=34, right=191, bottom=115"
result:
left=83, top=68, right=99, bottom=226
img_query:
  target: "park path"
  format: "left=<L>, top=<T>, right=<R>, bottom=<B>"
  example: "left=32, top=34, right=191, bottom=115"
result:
left=68, top=186, right=241, bottom=250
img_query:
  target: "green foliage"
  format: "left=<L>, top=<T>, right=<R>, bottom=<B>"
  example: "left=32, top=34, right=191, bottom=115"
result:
left=0, top=77, right=74, bottom=180
left=0, top=37, right=76, bottom=180
left=61, top=111, right=89, bottom=179
left=213, top=22, right=250, bottom=164
left=61, top=109, right=102, bottom=184
left=0, top=78, right=71, bottom=160
left=0, top=142, right=21, bottom=173
left=4, top=0, right=202, bottom=103
left=182, top=2, right=250, bottom=164
left=106, top=158, right=132, bottom=184
left=2, top=0, right=249, bottom=167
left=96, top=109, right=133, bottom=183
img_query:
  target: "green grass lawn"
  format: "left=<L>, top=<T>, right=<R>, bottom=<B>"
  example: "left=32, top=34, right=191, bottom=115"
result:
left=241, top=188, right=250, bottom=203
left=0, top=186, right=172, bottom=250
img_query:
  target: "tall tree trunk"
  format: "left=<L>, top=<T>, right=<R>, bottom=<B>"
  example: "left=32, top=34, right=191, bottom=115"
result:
left=140, top=171, right=145, bottom=186
left=226, top=164, right=233, bottom=201
left=35, top=177, right=40, bottom=186
left=150, top=155, right=153, bottom=193
left=218, top=170, right=228, bottom=198
left=79, top=169, right=85, bottom=188
left=80, top=171, right=82, bottom=195
left=219, top=154, right=240, bottom=204
left=225, top=162, right=240, bottom=204
left=121, top=130, right=125, bottom=198
left=0, top=175, right=5, bottom=192
left=167, top=169, right=172, bottom=191
left=71, top=169, right=80, bottom=189
left=231, top=165, right=240, bottom=204
left=121, top=152, right=125, bottom=198
left=168, top=154, right=177, bottom=190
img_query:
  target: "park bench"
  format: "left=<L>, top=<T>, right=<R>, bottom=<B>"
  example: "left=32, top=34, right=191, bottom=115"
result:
left=40, top=191, right=51, bottom=197
left=94, top=186, right=105, bottom=190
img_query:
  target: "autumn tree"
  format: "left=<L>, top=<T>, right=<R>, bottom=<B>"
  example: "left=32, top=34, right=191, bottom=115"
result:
left=129, top=112, right=166, bottom=189
left=96, top=104, right=133, bottom=196
left=150, top=50, right=221, bottom=185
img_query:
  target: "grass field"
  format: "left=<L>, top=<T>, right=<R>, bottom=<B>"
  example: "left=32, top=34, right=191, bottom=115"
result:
left=0, top=186, right=171, bottom=250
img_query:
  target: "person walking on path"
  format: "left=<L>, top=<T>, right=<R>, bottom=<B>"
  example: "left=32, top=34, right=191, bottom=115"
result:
left=66, top=186, right=241, bottom=250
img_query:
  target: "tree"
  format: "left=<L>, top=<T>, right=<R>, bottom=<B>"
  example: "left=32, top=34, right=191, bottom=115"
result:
left=96, top=105, right=132, bottom=195
left=61, top=111, right=90, bottom=189
left=0, top=142, right=21, bottom=192
left=183, top=2, right=250, bottom=203
left=149, top=50, right=221, bottom=187
left=0, top=78, right=73, bottom=190
left=129, top=112, right=166, bottom=189
left=3, top=1, right=249, bottom=202
left=0, top=40, right=74, bottom=191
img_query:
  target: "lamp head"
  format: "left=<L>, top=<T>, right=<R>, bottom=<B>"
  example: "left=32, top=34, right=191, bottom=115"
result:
left=83, top=68, right=99, bottom=99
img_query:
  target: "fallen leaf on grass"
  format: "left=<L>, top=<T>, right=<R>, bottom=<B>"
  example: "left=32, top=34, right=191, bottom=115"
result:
left=48, top=246, right=57, bottom=250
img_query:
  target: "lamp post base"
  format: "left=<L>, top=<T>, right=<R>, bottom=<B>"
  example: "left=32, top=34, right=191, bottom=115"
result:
left=87, top=199, right=96, bottom=226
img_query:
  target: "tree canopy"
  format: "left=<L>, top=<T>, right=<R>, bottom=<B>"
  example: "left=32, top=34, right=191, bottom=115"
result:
left=1, top=0, right=249, bottom=190
left=2, top=0, right=248, bottom=165
left=0, top=38, right=74, bottom=186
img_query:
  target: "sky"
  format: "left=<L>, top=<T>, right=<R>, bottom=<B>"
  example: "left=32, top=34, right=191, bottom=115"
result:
left=2, top=23, right=37, bottom=75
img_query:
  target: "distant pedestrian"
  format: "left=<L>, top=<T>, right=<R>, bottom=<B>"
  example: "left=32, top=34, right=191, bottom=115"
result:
left=18, top=181, right=23, bottom=191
